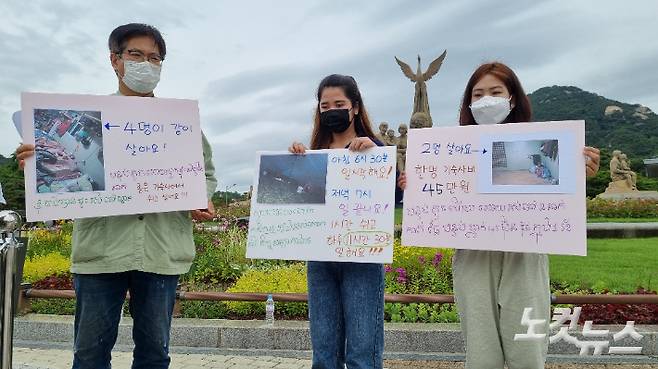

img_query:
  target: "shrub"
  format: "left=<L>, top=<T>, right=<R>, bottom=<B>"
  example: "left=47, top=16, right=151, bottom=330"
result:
left=225, top=264, right=307, bottom=317
left=180, top=301, right=228, bottom=319
left=217, top=204, right=250, bottom=219
left=30, top=299, right=76, bottom=315
left=184, top=226, right=250, bottom=285
left=382, top=243, right=458, bottom=322
left=580, top=288, right=658, bottom=324
left=587, top=198, right=658, bottom=218
left=22, top=253, right=70, bottom=283
left=26, top=223, right=73, bottom=259
left=385, top=302, right=459, bottom=323
left=586, top=170, right=610, bottom=198
left=637, top=176, right=658, bottom=192
left=385, top=243, right=454, bottom=295
left=184, top=225, right=293, bottom=286
left=31, top=275, right=73, bottom=290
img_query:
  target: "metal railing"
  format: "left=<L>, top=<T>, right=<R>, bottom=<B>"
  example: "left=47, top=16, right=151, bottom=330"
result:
left=0, top=211, right=25, bottom=369
left=21, top=289, right=658, bottom=305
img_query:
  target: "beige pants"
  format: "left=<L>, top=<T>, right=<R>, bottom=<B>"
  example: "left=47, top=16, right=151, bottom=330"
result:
left=453, top=250, right=550, bottom=369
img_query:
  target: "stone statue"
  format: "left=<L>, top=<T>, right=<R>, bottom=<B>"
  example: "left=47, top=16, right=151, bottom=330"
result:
left=384, top=129, right=398, bottom=147
left=409, top=112, right=431, bottom=129
left=598, top=149, right=658, bottom=199
left=397, top=124, right=408, bottom=171
left=608, top=150, right=637, bottom=191
left=395, top=50, right=447, bottom=127
left=376, top=122, right=389, bottom=143
left=619, top=153, right=637, bottom=189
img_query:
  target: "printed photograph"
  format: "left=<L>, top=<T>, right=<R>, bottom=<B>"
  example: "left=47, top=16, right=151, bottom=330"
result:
left=33, top=109, right=105, bottom=193
left=491, top=139, right=559, bottom=186
left=257, top=153, right=328, bottom=204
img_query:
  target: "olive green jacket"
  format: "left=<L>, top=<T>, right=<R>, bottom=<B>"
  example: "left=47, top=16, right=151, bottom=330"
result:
left=71, top=94, right=217, bottom=275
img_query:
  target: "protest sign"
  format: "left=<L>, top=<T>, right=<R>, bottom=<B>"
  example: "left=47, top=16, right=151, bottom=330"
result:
left=21, top=93, right=207, bottom=221
left=402, top=121, right=586, bottom=255
left=247, top=146, right=396, bottom=263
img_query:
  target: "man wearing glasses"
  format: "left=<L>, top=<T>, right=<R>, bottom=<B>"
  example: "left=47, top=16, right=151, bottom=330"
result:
left=110, top=24, right=166, bottom=97
left=15, top=23, right=217, bottom=369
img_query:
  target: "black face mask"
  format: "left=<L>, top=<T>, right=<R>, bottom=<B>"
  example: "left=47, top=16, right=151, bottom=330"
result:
left=320, top=108, right=352, bottom=133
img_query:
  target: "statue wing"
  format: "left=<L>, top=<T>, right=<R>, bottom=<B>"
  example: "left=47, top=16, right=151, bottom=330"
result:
left=422, top=50, right=447, bottom=81
left=395, top=57, right=417, bottom=82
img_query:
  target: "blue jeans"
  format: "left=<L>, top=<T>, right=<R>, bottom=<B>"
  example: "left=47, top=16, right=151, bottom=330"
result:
left=72, top=271, right=179, bottom=369
left=307, top=261, right=384, bottom=369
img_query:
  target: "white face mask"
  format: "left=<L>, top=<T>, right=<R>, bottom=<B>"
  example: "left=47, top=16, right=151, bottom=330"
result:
left=469, top=95, right=512, bottom=125
left=122, top=60, right=161, bottom=94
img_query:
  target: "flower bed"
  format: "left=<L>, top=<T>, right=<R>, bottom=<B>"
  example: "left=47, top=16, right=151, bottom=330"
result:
left=587, top=198, right=658, bottom=218
left=21, top=206, right=657, bottom=323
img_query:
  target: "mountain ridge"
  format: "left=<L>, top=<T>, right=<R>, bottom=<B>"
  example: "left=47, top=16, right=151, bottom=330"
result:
left=528, top=85, right=658, bottom=159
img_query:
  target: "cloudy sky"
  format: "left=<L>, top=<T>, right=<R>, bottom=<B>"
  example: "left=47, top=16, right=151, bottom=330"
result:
left=1, top=1, right=657, bottom=192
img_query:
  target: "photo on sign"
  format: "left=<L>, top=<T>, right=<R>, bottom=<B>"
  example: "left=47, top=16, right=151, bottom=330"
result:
left=33, top=109, right=105, bottom=193
left=257, top=153, right=328, bottom=204
left=490, top=139, right=559, bottom=186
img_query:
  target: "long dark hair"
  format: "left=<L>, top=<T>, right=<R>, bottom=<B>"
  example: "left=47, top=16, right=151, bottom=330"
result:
left=310, top=74, right=377, bottom=149
left=458, top=62, right=532, bottom=125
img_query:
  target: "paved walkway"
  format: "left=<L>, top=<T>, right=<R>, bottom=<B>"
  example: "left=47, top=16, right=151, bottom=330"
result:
left=12, top=346, right=658, bottom=369
left=385, top=362, right=658, bottom=369
left=14, top=347, right=309, bottom=369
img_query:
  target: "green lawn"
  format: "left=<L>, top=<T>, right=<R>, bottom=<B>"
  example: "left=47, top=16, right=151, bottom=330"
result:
left=549, top=238, right=658, bottom=293
left=395, top=207, right=403, bottom=225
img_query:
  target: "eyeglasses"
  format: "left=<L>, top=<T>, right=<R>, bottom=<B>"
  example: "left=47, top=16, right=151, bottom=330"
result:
left=119, top=49, right=163, bottom=65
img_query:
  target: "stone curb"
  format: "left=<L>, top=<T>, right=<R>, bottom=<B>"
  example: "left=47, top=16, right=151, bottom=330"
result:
left=13, top=315, right=658, bottom=356
left=585, top=222, right=658, bottom=238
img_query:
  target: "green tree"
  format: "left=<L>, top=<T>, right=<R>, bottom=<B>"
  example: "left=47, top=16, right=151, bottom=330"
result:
left=0, top=154, right=25, bottom=212
left=211, top=190, right=245, bottom=207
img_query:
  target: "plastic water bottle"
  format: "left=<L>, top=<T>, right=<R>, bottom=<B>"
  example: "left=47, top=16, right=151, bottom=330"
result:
left=265, top=294, right=275, bottom=326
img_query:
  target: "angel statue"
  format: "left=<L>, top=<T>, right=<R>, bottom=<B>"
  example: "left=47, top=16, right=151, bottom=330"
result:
left=395, top=50, right=447, bottom=128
